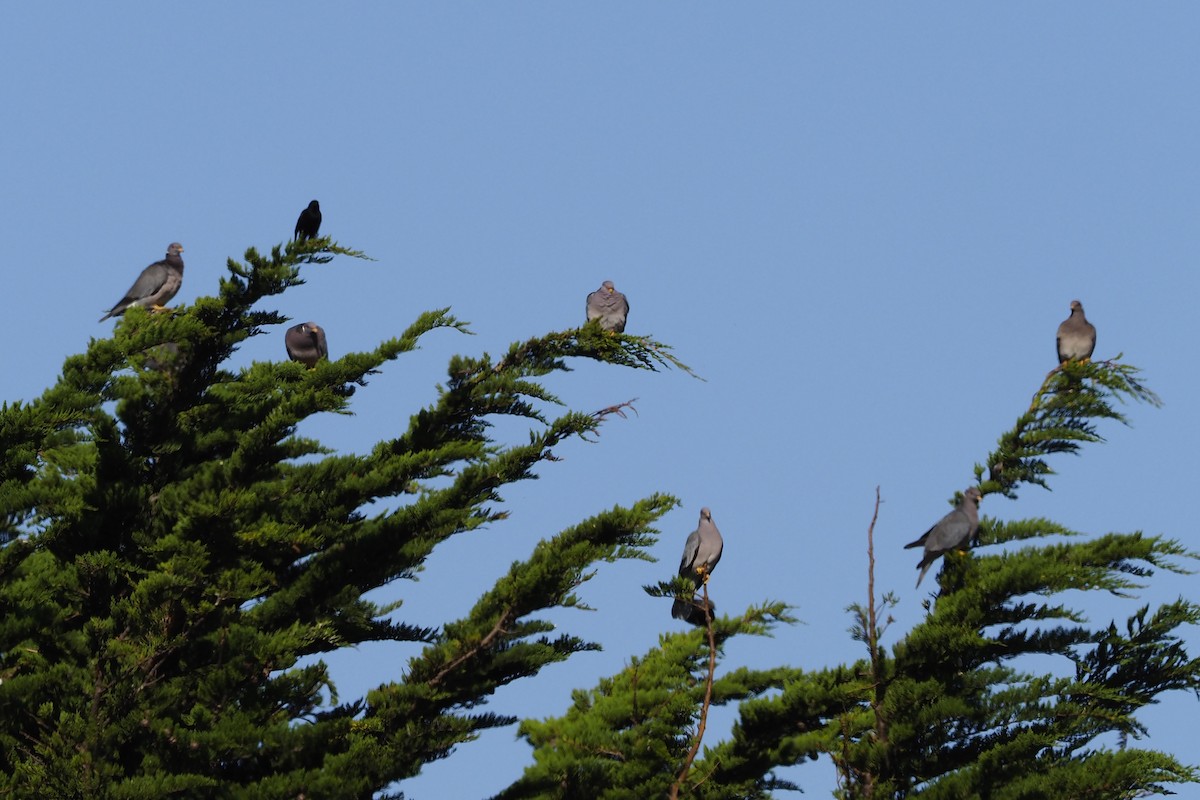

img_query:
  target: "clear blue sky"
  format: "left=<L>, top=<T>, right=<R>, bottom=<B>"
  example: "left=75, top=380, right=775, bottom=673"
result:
left=4, top=5, right=1198, bottom=797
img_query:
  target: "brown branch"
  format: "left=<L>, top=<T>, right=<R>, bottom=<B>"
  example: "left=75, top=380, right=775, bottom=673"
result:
left=428, top=607, right=515, bottom=688
left=669, top=582, right=717, bottom=800
left=868, top=488, right=888, bottom=737
left=593, top=397, right=639, bottom=421
left=865, top=486, right=886, bottom=799
left=1028, top=366, right=1059, bottom=413
left=867, top=486, right=881, bottom=672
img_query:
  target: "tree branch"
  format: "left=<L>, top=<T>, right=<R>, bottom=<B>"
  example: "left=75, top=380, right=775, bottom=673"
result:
left=670, top=582, right=718, bottom=799
left=428, top=607, right=516, bottom=688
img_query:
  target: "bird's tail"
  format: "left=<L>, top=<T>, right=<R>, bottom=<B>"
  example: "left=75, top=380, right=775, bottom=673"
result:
left=671, top=595, right=694, bottom=620
left=672, top=595, right=716, bottom=626
left=915, top=558, right=935, bottom=588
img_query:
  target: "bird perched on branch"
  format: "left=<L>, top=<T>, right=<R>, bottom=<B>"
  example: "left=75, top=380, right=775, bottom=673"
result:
left=99, top=243, right=185, bottom=322
left=672, top=507, right=723, bottom=624
left=586, top=280, right=629, bottom=333
left=285, top=322, right=329, bottom=367
left=1056, top=299, right=1096, bottom=364
left=294, top=200, right=322, bottom=241
left=905, top=487, right=982, bottom=588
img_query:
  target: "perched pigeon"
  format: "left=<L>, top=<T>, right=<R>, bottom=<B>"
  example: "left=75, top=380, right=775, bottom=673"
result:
left=671, top=507, right=724, bottom=624
left=905, top=487, right=982, bottom=588
left=586, top=280, right=629, bottom=333
left=143, top=342, right=182, bottom=373
left=99, top=243, right=185, bottom=322
left=1056, top=300, right=1096, bottom=364
left=294, top=200, right=322, bottom=241
left=285, top=321, right=328, bottom=367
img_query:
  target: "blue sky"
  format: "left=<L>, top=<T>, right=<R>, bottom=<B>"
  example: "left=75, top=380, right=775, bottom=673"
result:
left=4, top=5, right=1199, bottom=797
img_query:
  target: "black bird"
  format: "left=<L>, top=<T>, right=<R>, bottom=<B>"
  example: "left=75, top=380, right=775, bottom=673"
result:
left=294, top=200, right=322, bottom=241
left=100, top=243, right=185, bottom=322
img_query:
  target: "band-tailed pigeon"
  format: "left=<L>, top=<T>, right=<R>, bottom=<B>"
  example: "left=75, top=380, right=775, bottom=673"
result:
left=100, top=243, right=185, bottom=322
left=294, top=200, right=322, bottom=241
left=905, top=487, right=982, bottom=588
left=671, top=507, right=723, bottom=623
left=143, top=342, right=182, bottom=372
left=285, top=322, right=328, bottom=367
left=586, top=280, right=629, bottom=333
left=1056, top=300, right=1096, bottom=364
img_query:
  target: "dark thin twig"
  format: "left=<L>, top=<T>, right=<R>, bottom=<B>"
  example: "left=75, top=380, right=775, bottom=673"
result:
left=865, top=486, right=887, bottom=798
left=670, top=582, right=717, bottom=799
left=593, top=398, right=639, bottom=421
left=428, top=608, right=515, bottom=687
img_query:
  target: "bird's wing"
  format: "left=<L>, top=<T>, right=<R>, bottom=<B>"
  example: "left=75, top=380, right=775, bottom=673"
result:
left=125, top=263, right=170, bottom=302
left=678, top=529, right=701, bottom=575
left=924, top=508, right=971, bottom=552
left=284, top=328, right=303, bottom=360
left=904, top=526, right=932, bottom=549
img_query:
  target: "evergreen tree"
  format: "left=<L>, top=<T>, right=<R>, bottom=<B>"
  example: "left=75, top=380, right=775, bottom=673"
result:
left=4, top=234, right=1196, bottom=798
left=495, top=602, right=798, bottom=800
left=0, top=238, right=692, bottom=798
left=501, top=359, right=1200, bottom=798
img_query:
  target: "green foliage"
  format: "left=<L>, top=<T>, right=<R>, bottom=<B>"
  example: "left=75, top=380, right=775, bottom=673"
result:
left=0, top=237, right=692, bottom=798
left=500, top=358, right=1199, bottom=799
left=494, top=603, right=797, bottom=800
left=2, top=234, right=1195, bottom=799
left=978, top=358, right=1160, bottom=499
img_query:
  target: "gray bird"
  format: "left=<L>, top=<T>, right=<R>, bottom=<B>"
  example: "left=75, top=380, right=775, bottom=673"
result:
left=586, top=280, right=629, bottom=333
left=143, top=342, right=182, bottom=373
left=99, top=243, right=185, bottom=322
left=294, top=200, right=322, bottom=241
left=905, top=487, right=982, bottom=588
left=285, top=321, right=328, bottom=367
left=1056, top=300, right=1096, bottom=364
left=671, top=507, right=724, bottom=623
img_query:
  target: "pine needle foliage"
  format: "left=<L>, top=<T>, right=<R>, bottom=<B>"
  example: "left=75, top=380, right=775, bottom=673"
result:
left=741, top=359, right=1195, bottom=799
left=500, top=358, right=1199, bottom=799
left=979, top=358, right=1161, bottom=499
left=494, top=603, right=798, bottom=800
left=0, top=237, right=692, bottom=798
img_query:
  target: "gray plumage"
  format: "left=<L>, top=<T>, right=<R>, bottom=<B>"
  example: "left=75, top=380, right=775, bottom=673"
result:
left=294, top=200, right=322, bottom=241
left=1056, top=300, right=1096, bottom=364
left=285, top=322, right=328, bottom=367
left=905, top=487, right=982, bottom=588
left=671, top=507, right=723, bottom=623
left=586, top=280, right=629, bottom=333
left=99, top=243, right=185, bottom=322
left=143, top=342, right=182, bottom=373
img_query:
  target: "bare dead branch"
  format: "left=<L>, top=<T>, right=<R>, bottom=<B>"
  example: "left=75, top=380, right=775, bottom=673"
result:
left=593, top=398, right=639, bottom=421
